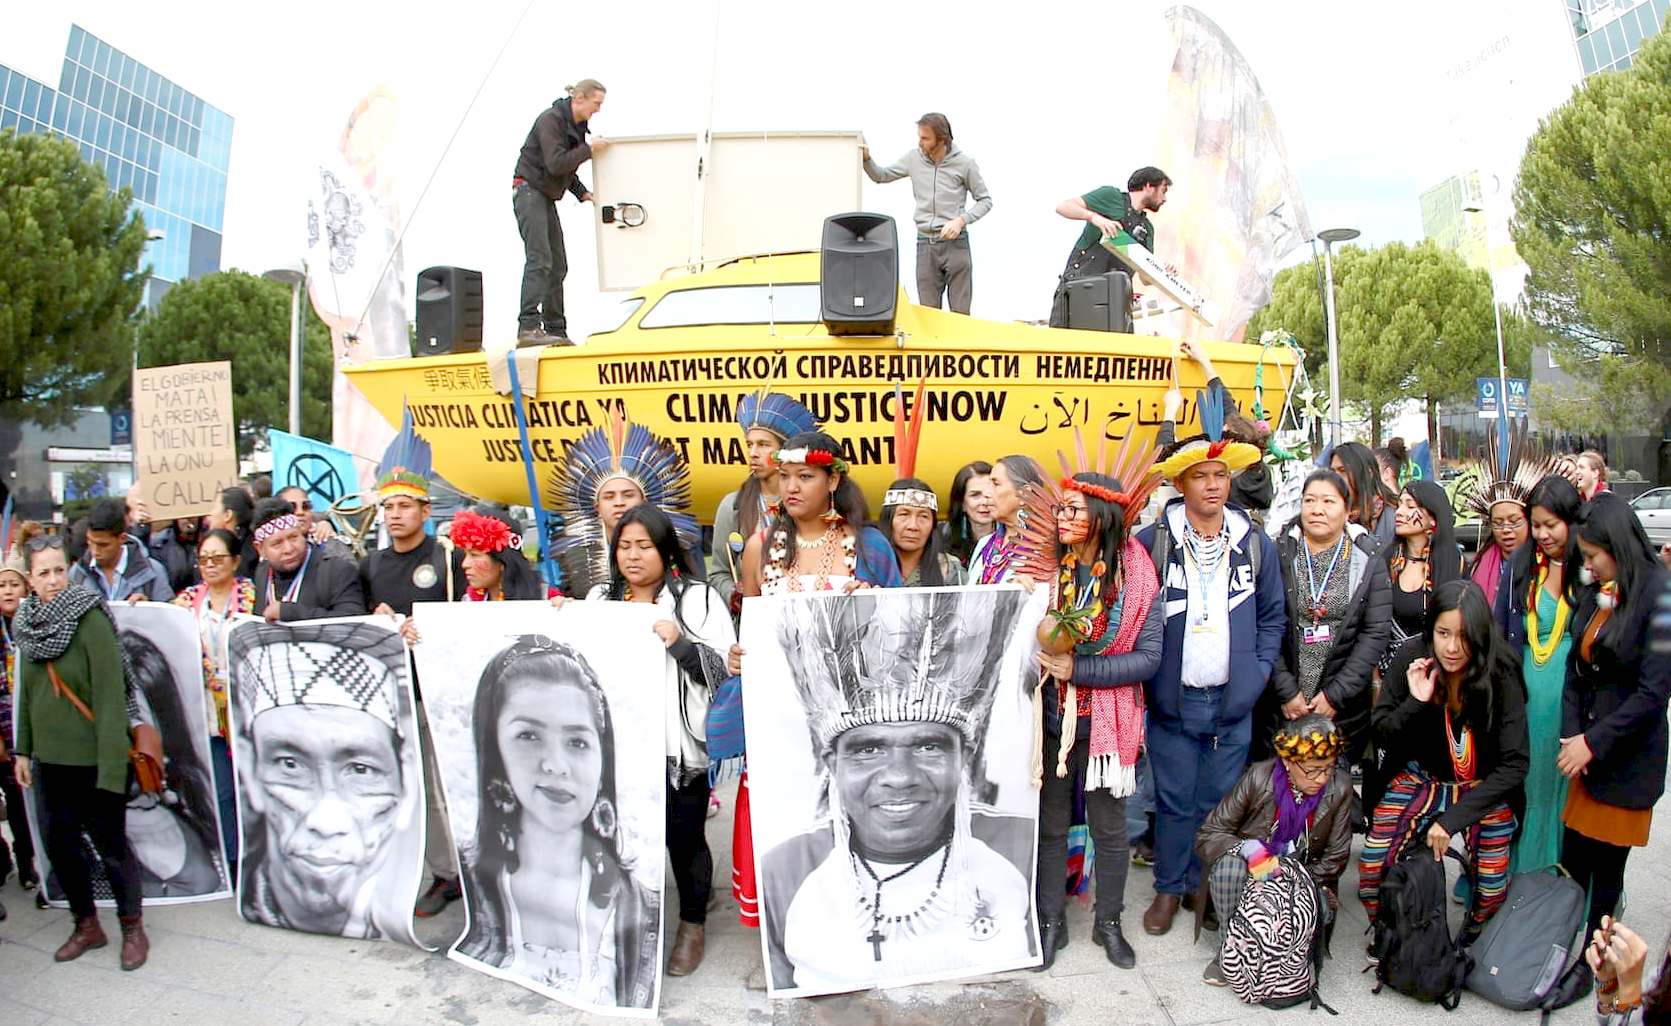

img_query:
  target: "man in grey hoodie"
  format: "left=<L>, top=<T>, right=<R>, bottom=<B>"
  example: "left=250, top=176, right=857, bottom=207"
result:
left=862, top=113, right=992, bottom=315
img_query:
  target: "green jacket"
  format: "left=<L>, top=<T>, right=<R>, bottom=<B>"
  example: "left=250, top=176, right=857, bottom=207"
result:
left=16, top=609, right=130, bottom=794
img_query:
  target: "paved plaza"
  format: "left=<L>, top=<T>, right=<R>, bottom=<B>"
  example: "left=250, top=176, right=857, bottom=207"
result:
left=1, top=779, right=1665, bottom=1026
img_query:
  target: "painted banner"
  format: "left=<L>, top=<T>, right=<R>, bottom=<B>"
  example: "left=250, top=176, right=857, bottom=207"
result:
left=411, top=599, right=668, bottom=1017
left=225, top=616, right=425, bottom=944
left=1151, top=6, right=1313, bottom=342
left=742, top=586, right=1041, bottom=998
left=24, top=602, right=232, bottom=908
left=305, top=86, right=408, bottom=487
left=270, top=429, right=362, bottom=512
left=132, top=360, right=239, bottom=519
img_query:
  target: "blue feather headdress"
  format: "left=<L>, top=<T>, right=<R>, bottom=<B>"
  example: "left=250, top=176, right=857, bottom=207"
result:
left=544, top=405, right=699, bottom=583
left=737, top=388, right=818, bottom=442
left=375, top=405, right=434, bottom=502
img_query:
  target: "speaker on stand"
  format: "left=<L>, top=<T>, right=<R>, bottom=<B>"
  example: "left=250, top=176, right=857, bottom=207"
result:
left=415, top=266, right=484, bottom=355
left=820, top=213, right=898, bottom=336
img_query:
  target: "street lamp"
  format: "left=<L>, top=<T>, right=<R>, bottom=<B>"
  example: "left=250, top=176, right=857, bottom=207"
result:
left=1462, top=183, right=1513, bottom=475
left=1317, top=227, right=1360, bottom=450
left=262, top=264, right=306, bottom=436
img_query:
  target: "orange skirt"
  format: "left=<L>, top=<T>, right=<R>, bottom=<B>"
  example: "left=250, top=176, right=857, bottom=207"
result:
left=1564, top=778, right=1652, bottom=847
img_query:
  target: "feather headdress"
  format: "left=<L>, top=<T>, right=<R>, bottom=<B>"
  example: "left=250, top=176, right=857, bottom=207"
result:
left=779, top=589, right=1026, bottom=755
left=1463, top=421, right=1557, bottom=519
left=1154, top=385, right=1263, bottom=480
left=375, top=406, right=434, bottom=503
left=544, top=404, right=699, bottom=590
left=737, top=387, right=818, bottom=443
left=1010, top=418, right=1165, bottom=583
left=882, top=379, right=936, bottom=512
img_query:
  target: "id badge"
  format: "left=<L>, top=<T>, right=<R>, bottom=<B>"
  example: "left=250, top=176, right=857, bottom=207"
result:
left=1303, top=624, right=1333, bottom=645
left=1191, top=616, right=1218, bottom=634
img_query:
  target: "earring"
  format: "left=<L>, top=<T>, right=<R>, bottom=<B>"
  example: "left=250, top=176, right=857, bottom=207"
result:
left=821, top=503, right=843, bottom=524
left=591, top=797, right=617, bottom=839
left=486, top=778, right=518, bottom=815
left=497, top=823, right=517, bottom=855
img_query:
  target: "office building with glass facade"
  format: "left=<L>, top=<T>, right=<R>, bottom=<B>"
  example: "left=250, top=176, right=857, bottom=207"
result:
left=1568, top=0, right=1668, bottom=74
left=0, top=23, right=232, bottom=305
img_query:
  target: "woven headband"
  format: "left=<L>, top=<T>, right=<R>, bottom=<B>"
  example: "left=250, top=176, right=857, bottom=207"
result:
left=772, top=447, right=851, bottom=474
left=252, top=513, right=304, bottom=544
left=883, top=488, right=938, bottom=512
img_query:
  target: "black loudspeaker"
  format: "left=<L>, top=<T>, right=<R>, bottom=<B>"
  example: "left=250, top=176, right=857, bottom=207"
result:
left=415, top=266, right=485, bottom=355
left=1065, top=271, right=1133, bottom=333
left=820, top=213, right=898, bottom=336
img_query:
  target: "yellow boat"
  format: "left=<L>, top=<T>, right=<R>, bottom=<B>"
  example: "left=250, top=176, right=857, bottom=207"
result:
left=343, top=251, right=1294, bottom=519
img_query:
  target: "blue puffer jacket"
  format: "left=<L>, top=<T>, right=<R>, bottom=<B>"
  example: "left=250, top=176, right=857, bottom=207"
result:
left=1136, top=499, right=1286, bottom=731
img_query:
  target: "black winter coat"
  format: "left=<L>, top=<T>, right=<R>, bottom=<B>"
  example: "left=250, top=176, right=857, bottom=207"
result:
left=1270, top=526, right=1393, bottom=748
left=1563, top=569, right=1671, bottom=810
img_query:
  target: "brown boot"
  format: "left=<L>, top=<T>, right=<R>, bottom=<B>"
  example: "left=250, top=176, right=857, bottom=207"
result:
left=1142, top=894, right=1181, bottom=936
left=666, top=921, right=705, bottom=977
left=54, top=915, right=107, bottom=962
left=118, top=915, right=149, bottom=971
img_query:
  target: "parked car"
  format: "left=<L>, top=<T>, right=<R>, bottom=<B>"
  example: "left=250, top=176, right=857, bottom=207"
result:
left=1632, top=488, right=1671, bottom=547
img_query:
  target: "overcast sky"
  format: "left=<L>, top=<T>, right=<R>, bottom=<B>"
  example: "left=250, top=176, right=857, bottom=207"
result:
left=8, top=0, right=1584, bottom=343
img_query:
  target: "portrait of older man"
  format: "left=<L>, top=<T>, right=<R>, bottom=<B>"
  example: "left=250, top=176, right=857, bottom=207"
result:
left=228, top=620, right=420, bottom=939
left=758, top=588, right=1037, bottom=994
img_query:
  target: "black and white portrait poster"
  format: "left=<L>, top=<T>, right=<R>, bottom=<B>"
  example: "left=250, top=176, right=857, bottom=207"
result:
left=25, top=602, right=232, bottom=907
left=741, top=585, right=1043, bottom=998
left=226, top=616, right=426, bottom=945
left=411, top=600, right=668, bottom=1018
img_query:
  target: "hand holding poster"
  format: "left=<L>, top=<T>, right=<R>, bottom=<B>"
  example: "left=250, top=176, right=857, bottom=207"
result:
left=411, top=599, right=668, bottom=1017
left=133, top=361, right=239, bottom=519
left=742, top=586, right=1042, bottom=998
left=226, top=616, right=426, bottom=945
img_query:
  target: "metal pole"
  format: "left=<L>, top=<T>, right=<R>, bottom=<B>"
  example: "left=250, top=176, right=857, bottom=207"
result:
left=288, top=279, right=302, bottom=436
left=1492, top=294, right=1510, bottom=474
left=1322, top=242, right=1343, bottom=450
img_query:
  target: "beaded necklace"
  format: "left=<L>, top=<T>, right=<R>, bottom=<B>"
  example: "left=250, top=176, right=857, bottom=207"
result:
left=1444, top=706, right=1477, bottom=781
left=763, top=517, right=856, bottom=592
left=1181, top=519, right=1226, bottom=626
left=1525, top=554, right=1571, bottom=667
left=1389, top=534, right=1435, bottom=609
left=851, top=834, right=954, bottom=962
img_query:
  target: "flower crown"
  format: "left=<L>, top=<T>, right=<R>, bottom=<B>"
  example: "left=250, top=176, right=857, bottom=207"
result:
left=772, top=446, right=850, bottom=473
left=450, top=509, right=518, bottom=554
left=1059, top=477, right=1136, bottom=508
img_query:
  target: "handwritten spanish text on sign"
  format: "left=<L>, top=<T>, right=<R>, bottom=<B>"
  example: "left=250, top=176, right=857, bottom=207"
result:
left=133, top=361, right=239, bottom=519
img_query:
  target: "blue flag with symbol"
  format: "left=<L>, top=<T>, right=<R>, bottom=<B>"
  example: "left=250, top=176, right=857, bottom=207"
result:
left=270, top=430, right=360, bottom=512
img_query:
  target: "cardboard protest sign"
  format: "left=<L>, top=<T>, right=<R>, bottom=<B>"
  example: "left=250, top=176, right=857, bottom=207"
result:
left=133, top=360, right=239, bottom=519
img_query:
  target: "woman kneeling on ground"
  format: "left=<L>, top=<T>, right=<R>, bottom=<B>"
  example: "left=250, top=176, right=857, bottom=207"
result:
left=1194, top=714, right=1354, bottom=986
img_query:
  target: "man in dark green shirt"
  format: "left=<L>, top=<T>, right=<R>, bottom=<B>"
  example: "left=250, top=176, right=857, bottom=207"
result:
left=1048, top=166, right=1172, bottom=327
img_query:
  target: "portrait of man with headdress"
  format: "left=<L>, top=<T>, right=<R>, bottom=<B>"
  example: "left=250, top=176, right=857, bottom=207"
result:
left=227, top=618, right=424, bottom=943
left=750, top=587, right=1040, bottom=995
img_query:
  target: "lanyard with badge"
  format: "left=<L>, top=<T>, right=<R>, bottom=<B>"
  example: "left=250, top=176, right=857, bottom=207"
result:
left=268, top=545, right=314, bottom=604
left=1300, top=537, right=1345, bottom=646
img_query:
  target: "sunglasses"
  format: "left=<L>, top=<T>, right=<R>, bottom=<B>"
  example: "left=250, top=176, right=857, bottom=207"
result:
left=24, top=536, right=66, bottom=552
left=197, top=554, right=233, bottom=567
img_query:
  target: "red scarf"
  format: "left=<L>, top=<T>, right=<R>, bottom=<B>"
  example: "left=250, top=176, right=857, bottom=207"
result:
left=1054, top=538, right=1159, bottom=791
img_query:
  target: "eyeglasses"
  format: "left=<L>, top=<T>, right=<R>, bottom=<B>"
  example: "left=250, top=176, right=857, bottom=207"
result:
left=1288, top=760, right=1334, bottom=782
left=1052, top=505, right=1088, bottom=521
left=197, top=554, right=233, bottom=567
left=1489, top=518, right=1527, bottom=532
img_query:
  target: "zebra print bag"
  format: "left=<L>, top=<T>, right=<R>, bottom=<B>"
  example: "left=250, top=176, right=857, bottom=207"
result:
left=1219, top=856, right=1334, bottom=1012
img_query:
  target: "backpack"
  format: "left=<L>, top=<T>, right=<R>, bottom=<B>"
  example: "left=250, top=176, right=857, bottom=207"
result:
left=1219, top=856, right=1335, bottom=1012
left=1370, top=846, right=1474, bottom=1008
left=1464, top=871, right=1585, bottom=1011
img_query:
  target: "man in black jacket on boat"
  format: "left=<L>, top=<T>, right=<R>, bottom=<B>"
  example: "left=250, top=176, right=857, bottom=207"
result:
left=512, top=79, right=610, bottom=346
left=250, top=499, right=366, bottom=622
